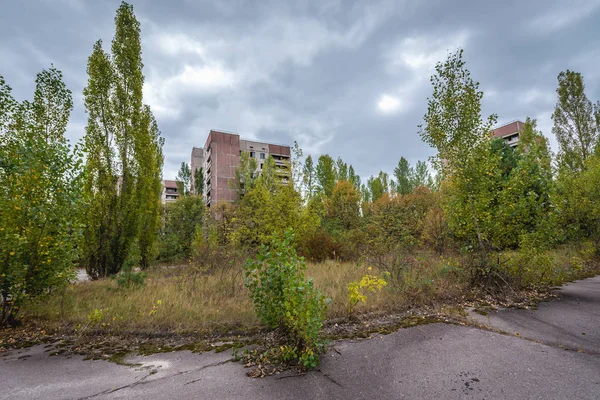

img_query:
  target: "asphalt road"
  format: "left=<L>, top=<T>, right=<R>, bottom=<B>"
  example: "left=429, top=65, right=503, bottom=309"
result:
left=1, top=276, right=599, bottom=400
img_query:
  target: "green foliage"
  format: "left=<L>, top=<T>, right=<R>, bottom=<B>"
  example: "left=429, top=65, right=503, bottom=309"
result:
left=82, top=2, right=163, bottom=278
left=364, top=189, right=435, bottom=282
left=315, top=154, right=336, bottom=197
left=335, top=157, right=349, bottom=182
left=420, top=48, right=502, bottom=283
left=552, top=70, right=598, bottom=172
left=234, top=161, right=319, bottom=249
left=394, top=157, right=414, bottom=195
left=413, top=160, right=433, bottom=189
left=494, top=119, right=555, bottom=249
left=232, top=151, right=258, bottom=198
left=0, top=68, right=82, bottom=325
left=366, top=171, right=390, bottom=202
left=556, top=154, right=600, bottom=253
left=419, top=49, right=497, bottom=173
left=348, top=165, right=361, bottom=191
left=421, top=204, right=449, bottom=254
left=176, top=162, right=192, bottom=196
left=193, top=166, right=204, bottom=196
left=114, top=264, right=147, bottom=289
left=324, top=180, right=361, bottom=233
left=393, top=158, right=432, bottom=195
left=158, top=195, right=206, bottom=261
left=244, top=230, right=328, bottom=368
left=302, top=154, right=316, bottom=199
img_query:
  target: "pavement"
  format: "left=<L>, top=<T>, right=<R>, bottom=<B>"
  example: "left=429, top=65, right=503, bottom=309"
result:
left=1, top=276, right=599, bottom=400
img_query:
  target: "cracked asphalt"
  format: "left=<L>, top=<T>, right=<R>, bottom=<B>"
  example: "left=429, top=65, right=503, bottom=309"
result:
left=1, top=276, right=599, bottom=399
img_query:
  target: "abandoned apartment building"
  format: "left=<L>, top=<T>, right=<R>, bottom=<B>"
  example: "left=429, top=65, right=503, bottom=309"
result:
left=190, top=130, right=291, bottom=206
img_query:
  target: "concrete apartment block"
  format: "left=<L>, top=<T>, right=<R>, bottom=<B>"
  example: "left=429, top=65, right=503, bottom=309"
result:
left=192, top=129, right=291, bottom=206
left=492, top=120, right=524, bottom=148
left=161, top=180, right=181, bottom=203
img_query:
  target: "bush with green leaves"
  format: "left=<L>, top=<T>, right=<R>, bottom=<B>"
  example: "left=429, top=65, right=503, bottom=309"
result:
left=0, top=68, right=83, bottom=326
left=244, top=229, right=328, bottom=369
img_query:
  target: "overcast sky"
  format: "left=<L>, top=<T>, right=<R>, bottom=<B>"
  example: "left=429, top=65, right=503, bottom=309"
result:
left=1, top=0, right=600, bottom=181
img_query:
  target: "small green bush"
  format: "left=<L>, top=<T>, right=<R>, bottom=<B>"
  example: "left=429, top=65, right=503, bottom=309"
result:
left=244, top=229, right=328, bottom=369
left=114, top=263, right=146, bottom=289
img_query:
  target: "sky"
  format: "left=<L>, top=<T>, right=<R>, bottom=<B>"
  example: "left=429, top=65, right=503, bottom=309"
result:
left=1, top=0, right=600, bottom=181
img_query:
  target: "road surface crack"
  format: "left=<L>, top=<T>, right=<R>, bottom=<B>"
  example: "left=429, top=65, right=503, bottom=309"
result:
left=79, top=358, right=233, bottom=398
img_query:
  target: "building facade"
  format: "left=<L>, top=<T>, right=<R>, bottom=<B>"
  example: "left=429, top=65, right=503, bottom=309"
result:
left=491, top=120, right=525, bottom=148
left=190, top=130, right=291, bottom=206
left=161, top=180, right=181, bottom=203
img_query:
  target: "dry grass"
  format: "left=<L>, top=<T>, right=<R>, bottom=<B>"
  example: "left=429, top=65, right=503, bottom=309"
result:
left=21, top=252, right=465, bottom=336
left=19, top=244, right=599, bottom=337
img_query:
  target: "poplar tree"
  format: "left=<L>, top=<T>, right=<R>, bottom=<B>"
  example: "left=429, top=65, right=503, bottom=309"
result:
left=413, top=161, right=433, bottom=189
left=552, top=70, right=598, bottom=172
left=176, top=162, right=192, bottom=195
left=348, top=165, right=361, bottom=191
left=302, top=155, right=315, bottom=199
left=394, top=157, right=414, bottom=195
left=315, top=154, right=336, bottom=197
left=194, top=167, right=204, bottom=196
left=82, top=2, right=163, bottom=278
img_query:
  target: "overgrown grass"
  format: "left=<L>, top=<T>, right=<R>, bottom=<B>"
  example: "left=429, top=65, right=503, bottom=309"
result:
left=18, top=244, right=599, bottom=337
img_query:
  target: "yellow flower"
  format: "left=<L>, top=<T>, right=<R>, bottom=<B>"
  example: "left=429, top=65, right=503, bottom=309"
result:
left=9, top=251, right=15, bottom=256
left=367, top=266, right=372, bottom=271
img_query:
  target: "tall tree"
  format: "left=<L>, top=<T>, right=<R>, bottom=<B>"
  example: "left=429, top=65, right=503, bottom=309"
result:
left=194, top=166, right=204, bottom=196
left=413, top=160, right=433, bottom=189
left=232, top=151, right=258, bottom=199
left=315, top=154, right=336, bottom=197
left=176, top=162, right=191, bottom=195
left=324, top=180, right=361, bottom=233
left=302, top=154, right=315, bottom=199
left=1, top=68, right=83, bottom=325
left=136, top=106, right=164, bottom=269
left=348, top=165, right=361, bottom=191
left=336, top=157, right=348, bottom=182
left=394, top=157, right=414, bottom=195
left=552, top=70, right=598, bottom=172
left=419, top=49, right=498, bottom=275
left=366, top=171, right=390, bottom=202
left=82, top=2, right=163, bottom=278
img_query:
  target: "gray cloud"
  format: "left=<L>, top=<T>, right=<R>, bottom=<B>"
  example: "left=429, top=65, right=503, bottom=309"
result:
left=1, top=0, right=599, bottom=181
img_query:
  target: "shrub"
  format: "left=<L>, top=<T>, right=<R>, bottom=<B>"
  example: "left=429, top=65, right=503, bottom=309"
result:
left=114, top=265, right=147, bottom=289
left=347, top=272, right=387, bottom=314
left=244, top=229, right=328, bottom=369
left=421, top=206, right=449, bottom=254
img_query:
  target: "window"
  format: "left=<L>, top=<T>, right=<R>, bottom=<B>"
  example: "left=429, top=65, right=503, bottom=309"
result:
left=250, top=151, right=255, bottom=158
left=260, top=153, right=266, bottom=159
left=260, top=163, right=263, bottom=169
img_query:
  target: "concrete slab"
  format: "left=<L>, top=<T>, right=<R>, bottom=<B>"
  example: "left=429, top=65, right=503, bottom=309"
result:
left=469, top=275, right=600, bottom=354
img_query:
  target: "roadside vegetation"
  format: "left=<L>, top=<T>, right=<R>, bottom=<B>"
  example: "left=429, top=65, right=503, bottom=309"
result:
left=2, top=1, right=600, bottom=373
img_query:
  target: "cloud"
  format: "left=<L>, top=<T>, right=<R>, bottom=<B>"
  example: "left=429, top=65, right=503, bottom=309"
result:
left=528, top=0, right=600, bottom=34
left=144, top=63, right=235, bottom=119
left=154, top=33, right=205, bottom=57
left=2, top=0, right=599, bottom=181
left=385, top=31, right=470, bottom=79
left=377, top=94, right=402, bottom=113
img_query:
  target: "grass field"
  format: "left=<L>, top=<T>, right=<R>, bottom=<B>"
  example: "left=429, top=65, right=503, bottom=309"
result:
left=18, top=244, right=600, bottom=337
